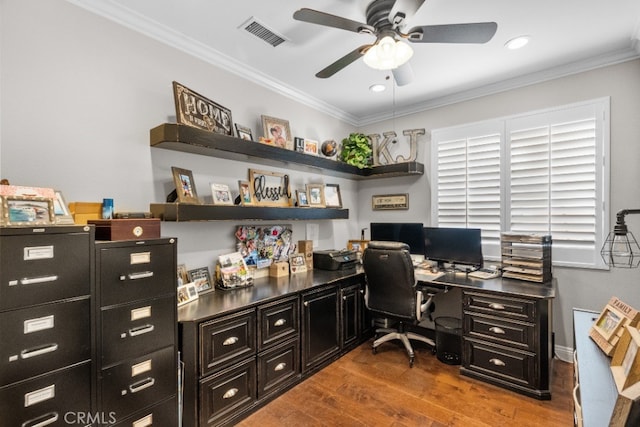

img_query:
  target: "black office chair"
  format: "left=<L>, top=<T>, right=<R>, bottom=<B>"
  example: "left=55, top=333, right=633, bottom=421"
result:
left=362, top=241, right=435, bottom=367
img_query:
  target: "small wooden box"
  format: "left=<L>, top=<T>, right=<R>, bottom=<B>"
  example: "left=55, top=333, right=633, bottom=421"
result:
left=269, top=262, right=289, bottom=277
left=88, top=218, right=161, bottom=241
left=298, top=240, right=313, bottom=269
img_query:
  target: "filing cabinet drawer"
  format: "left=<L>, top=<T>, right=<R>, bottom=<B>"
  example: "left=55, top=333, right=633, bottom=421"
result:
left=463, top=338, right=536, bottom=388
left=0, top=297, right=91, bottom=386
left=258, top=296, right=299, bottom=351
left=463, top=291, right=536, bottom=322
left=113, top=395, right=178, bottom=426
left=0, top=361, right=91, bottom=427
left=199, top=357, right=256, bottom=426
left=100, top=345, right=177, bottom=421
left=464, top=312, right=535, bottom=351
left=200, top=309, right=256, bottom=376
left=0, top=231, right=91, bottom=311
left=257, top=338, right=300, bottom=399
left=101, top=295, right=176, bottom=367
left=98, top=242, right=175, bottom=306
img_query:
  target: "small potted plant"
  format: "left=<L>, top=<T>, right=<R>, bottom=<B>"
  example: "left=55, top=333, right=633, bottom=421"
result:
left=340, top=133, right=372, bottom=169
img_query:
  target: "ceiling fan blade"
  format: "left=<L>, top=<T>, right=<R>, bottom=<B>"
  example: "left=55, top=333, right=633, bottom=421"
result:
left=389, top=0, right=426, bottom=27
left=392, top=62, right=414, bottom=86
left=408, top=22, right=498, bottom=44
left=293, top=8, right=374, bottom=34
left=316, top=45, right=372, bottom=79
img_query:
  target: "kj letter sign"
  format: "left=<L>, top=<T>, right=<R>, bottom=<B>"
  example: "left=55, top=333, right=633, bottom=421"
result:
left=172, top=81, right=233, bottom=136
left=368, top=128, right=426, bottom=166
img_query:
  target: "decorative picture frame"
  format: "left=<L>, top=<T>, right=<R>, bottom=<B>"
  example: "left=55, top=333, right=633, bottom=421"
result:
left=372, top=193, right=409, bottom=210
left=324, top=184, right=342, bottom=208
left=306, top=184, right=325, bottom=207
left=289, top=252, right=307, bottom=274
left=210, top=183, right=233, bottom=205
left=177, top=263, right=189, bottom=286
left=304, top=139, right=319, bottom=156
left=238, top=180, right=254, bottom=206
left=235, top=124, right=253, bottom=141
left=296, top=189, right=309, bottom=207
left=187, top=266, right=213, bottom=294
left=53, top=190, right=74, bottom=225
left=249, top=168, right=293, bottom=207
left=171, top=166, right=200, bottom=204
left=589, top=297, right=640, bottom=355
left=172, top=81, right=233, bottom=135
left=1, top=196, right=55, bottom=226
left=294, top=137, right=305, bottom=152
left=347, top=239, right=369, bottom=255
left=594, top=307, right=624, bottom=340
left=261, top=115, right=292, bottom=149
left=177, top=282, right=199, bottom=306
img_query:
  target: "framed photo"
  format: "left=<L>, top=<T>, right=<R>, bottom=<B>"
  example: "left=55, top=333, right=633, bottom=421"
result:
left=53, top=190, right=74, bottom=225
left=187, top=266, right=213, bottom=294
left=177, top=263, right=189, bottom=286
left=306, top=184, right=325, bottom=207
left=304, top=139, right=319, bottom=156
left=347, top=239, right=369, bottom=255
left=261, top=115, right=292, bottom=149
left=249, top=168, right=293, bottom=207
left=296, top=189, right=309, bottom=207
left=177, top=282, right=199, bottom=306
left=235, top=124, right=253, bottom=141
left=210, top=183, right=233, bottom=205
left=324, top=184, right=342, bottom=208
left=289, top=252, right=307, bottom=274
left=294, top=137, right=305, bottom=152
left=593, top=306, right=624, bottom=340
left=1, top=196, right=55, bottom=226
left=173, top=81, right=233, bottom=135
left=372, top=193, right=409, bottom=210
left=171, top=166, right=200, bottom=204
left=238, top=180, right=254, bottom=206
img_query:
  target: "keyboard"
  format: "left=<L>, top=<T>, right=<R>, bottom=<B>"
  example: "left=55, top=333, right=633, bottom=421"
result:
left=468, top=268, right=501, bottom=279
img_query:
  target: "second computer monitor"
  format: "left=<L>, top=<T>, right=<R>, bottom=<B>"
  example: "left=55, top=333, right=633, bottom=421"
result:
left=370, top=222, right=425, bottom=255
left=423, top=227, right=483, bottom=269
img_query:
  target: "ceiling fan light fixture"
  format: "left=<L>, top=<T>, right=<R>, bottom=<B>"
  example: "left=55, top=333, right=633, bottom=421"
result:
left=363, top=36, right=413, bottom=70
left=505, top=35, right=531, bottom=50
left=369, top=84, right=386, bottom=92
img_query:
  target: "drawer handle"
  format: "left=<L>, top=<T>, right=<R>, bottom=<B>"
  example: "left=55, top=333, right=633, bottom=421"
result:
left=274, top=318, right=286, bottom=327
left=127, top=271, right=154, bottom=280
left=489, top=358, right=506, bottom=367
left=488, top=303, right=505, bottom=310
left=274, top=362, right=287, bottom=371
left=22, top=411, right=59, bottom=427
left=303, top=301, right=309, bottom=307
left=223, top=336, right=239, bottom=346
left=21, top=344, right=58, bottom=359
left=129, top=377, right=155, bottom=394
left=19, top=275, right=58, bottom=286
left=223, top=388, right=238, bottom=399
left=128, top=324, right=155, bottom=337
left=488, top=326, right=506, bottom=335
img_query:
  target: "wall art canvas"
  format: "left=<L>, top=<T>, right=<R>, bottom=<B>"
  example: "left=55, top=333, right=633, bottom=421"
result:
left=235, top=225, right=296, bottom=269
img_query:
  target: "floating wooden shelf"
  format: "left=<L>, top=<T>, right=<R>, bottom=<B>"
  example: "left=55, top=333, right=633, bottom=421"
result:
left=150, top=123, right=424, bottom=180
left=150, top=203, right=349, bottom=222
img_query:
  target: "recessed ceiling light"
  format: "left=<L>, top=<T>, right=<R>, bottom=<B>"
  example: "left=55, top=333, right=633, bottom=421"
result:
left=505, top=35, right=531, bottom=50
left=369, top=84, right=386, bottom=92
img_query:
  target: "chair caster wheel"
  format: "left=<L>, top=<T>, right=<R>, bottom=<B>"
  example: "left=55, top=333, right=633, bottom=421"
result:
left=409, top=357, right=414, bottom=368
left=431, top=348, right=437, bottom=355
left=372, top=346, right=377, bottom=355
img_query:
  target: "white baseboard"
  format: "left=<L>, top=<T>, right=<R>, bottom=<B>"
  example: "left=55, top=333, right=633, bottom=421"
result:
left=555, top=344, right=573, bottom=363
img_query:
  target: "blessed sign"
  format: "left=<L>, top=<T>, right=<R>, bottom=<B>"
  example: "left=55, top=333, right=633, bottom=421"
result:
left=249, top=169, right=293, bottom=207
left=172, top=81, right=233, bottom=135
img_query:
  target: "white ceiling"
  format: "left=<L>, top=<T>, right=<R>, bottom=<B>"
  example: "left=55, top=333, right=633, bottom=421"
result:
left=69, top=0, right=640, bottom=126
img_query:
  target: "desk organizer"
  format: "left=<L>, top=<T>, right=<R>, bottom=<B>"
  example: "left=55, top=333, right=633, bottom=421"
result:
left=500, top=232, right=552, bottom=282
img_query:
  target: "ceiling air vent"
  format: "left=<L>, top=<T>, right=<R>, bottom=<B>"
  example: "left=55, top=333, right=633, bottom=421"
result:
left=239, top=17, right=287, bottom=47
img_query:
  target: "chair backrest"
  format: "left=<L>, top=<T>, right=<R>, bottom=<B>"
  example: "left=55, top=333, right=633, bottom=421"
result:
left=363, top=240, right=417, bottom=321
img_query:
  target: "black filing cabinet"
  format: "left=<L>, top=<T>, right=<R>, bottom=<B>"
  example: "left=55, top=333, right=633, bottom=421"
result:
left=0, top=225, right=94, bottom=427
left=95, top=237, right=178, bottom=425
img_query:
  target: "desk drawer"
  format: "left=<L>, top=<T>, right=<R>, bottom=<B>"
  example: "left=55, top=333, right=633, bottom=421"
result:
left=258, top=338, right=299, bottom=399
left=101, top=296, right=176, bottom=366
left=463, top=291, right=536, bottom=322
left=258, top=296, right=299, bottom=351
left=0, top=361, right=91, bottom=427
left=463, top=338, right=536, bottom=388
left=98, top=243, right=175, bottom=306
left=100, top=346, right=177, bottom=420
left=0, top=298, right=90, bottom=386
left=199, top=357, right=256, bottom=426
left=200, top=309, right=256, bottom=376
left=0, top=232, right=90, bottom=310
left=464, top=312, right=535, bottom=351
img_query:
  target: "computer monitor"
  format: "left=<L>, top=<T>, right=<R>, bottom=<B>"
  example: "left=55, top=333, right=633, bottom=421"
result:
left=370, top=223, right=425, bottom=258
left=423, top=227, right=483, bottom=269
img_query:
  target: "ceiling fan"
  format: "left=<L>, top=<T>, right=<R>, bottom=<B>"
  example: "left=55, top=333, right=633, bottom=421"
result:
left=293, top=0, right=497, bottom=85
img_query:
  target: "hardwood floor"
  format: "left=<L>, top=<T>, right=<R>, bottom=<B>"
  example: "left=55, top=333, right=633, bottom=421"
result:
left=238, top=340, right=574, bottom=426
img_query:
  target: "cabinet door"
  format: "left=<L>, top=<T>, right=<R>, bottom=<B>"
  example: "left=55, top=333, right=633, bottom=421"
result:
left=301, top=286, right=339, bottom=373
left=340, top=284, right=359, bottom=350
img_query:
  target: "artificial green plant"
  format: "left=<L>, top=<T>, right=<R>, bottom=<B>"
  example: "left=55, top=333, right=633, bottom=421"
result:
left=340, top=133, right=372, bottom=169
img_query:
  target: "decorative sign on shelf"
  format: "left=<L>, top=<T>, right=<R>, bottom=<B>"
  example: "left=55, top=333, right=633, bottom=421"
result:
left=172, top=81, right=233, bottom=135
left=368, top=128, right=426, bottom=166
left=372, top=193, right=409, bottom=210
left=249, top=168, right=292, bottom=207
